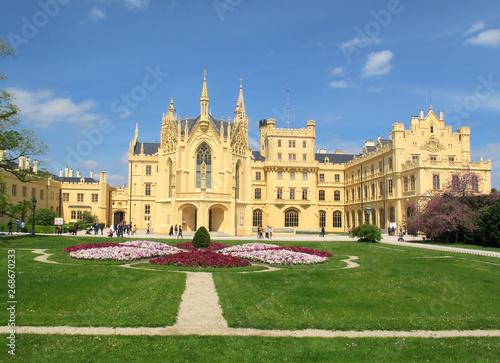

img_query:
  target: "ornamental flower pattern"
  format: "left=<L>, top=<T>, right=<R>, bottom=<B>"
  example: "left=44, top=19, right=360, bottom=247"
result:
left=65, top=241, right=332, bottom=266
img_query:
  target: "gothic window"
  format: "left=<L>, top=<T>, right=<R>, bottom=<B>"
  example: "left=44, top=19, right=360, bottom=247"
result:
left=196, top=143, right=212, bottom=188
left=235, top=163, right=240, bottom=199
left=253, top=209, right=262, bottom=227
left=319, top=210, right=326, bottom=228
left=411, top=175, right=416, bottom=191
left=333, top=211, right=342, bottom=228
left=285, top=209, right=299, bottom=227
left=302, top=189, right=308, bottom=200
left=290, top=189, right=295, bottom=200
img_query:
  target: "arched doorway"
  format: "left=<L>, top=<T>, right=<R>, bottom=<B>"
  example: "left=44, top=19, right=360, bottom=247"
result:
left=113, top=211, right=125, bottom=225
left=180, top=204, right=197, bottom=232
left=209, top=206, right=225, bottom=232
left=379, top=208, right=385, bottom=229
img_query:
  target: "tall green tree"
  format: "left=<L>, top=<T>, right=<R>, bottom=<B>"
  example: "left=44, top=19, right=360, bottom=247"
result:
left=1, top=37, right=48, bottom=220
left=1, top=37, right=47, bottom=182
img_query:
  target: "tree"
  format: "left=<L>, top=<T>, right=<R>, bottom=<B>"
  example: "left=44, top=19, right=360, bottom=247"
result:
left=1, top=37, right=47, bottom=182
left=77, top=211, right=98, bottom=224
left=27, top=208, right=57, bottom=226
left=405, top=168, right=498, bottom=242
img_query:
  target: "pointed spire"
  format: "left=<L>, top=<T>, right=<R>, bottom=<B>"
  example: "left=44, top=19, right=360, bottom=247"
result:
left=234, top=78, right=246, bottom=116
left=200, top=70, right=209, bottom=120
left=135, top=121, right=139, bottom=140
left=168, top=97, right=176, bottom=114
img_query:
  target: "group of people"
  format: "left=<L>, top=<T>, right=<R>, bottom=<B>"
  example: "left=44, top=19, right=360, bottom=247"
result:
left=6, top=219, right=27, bottom=234
left=256, top=225, right=272, bottom=239
left=168, top=224, right=183, bottom=239
left=108, top=221, right=137, bottom=237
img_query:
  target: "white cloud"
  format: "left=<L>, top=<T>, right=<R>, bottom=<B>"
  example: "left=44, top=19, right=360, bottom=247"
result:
left=341, top=36, right=382, bottom=49
left=329, top=66, right=346, bottom=77
left=464, top=21, right=485, bottom=35
left=7, top=88, right=101, bottom=128
left=120, top=151, right=130, bottom=164
left=80, top=160, right=99, bottom=170
left=465, top=29, right=500, bottom=47
left=329, top=80, right=348, bottom=89
left=248, top=137, right=259, bottom=151
left=362, top=50, right=393, bottom=77
left=89, top=7, right=106, bottom=22
left=121, top=0, right=150, bottom=9
left=106, top=173, right=127, bottom=186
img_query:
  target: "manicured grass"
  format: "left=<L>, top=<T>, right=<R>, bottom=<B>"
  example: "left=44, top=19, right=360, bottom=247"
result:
left=0, top=237, right=186, bottom=327
left=215, top=241, right=500, bottom=331
left=4, top=334, right=500, bottom=362
left=1, top=235, right=500, bottom=361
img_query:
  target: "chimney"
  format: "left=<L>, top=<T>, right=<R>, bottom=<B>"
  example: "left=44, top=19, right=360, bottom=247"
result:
left=25, top=158, right=30, bottom=170
left=439, top=110, right=444, bottom=120
left=59, top=169, right=63, bottom=177
left=100, top=170, right=107, bottom=184
left=419, top=109, right=424, bottom=119
left=90, top=170, right=94, bottom=179
left=33, top=161, right=38, bottom=174
left=18, top=156, right=25, bottom=170
left=69, top=169, right=74, bottom=177
left=123, top=182, right=126, bottom=188
left=65, top=167, right=69, bottom=177
left=77, top=170, right=81, bottom=178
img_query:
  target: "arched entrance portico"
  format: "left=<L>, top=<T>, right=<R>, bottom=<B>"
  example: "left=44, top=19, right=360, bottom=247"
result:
left=179, top=204, right=198, bottom=232
left=209, top=205, right=226, bottom=232
left=113, top=211, right=125, bottom=225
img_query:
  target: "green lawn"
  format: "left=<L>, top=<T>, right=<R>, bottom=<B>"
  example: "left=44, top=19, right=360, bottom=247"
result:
left=1, top=235, right=499, bottom=361
left=0, top=335, right=498, bottom=362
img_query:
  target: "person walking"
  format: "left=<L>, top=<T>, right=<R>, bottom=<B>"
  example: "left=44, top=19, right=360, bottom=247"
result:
left=174, top=224, right=178, bottom=236
left=132, top=224, right=137, bottom=235
left=16, top=220, right=21, bottom=233
left=7, top=220, right=13, bottom=234
left=146, top=223, right=150, bottom=234
left=21, top=221, right=25, bottom=233
left=169, top=225, right=174, bottom=236
left=177, top=225, right=183, bottom=239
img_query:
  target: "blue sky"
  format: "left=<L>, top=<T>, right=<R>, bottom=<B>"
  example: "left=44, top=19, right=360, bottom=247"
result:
left=1, top=0, right=500, bottom=188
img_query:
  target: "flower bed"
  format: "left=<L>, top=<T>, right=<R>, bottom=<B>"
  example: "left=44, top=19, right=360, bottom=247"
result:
left=272, top=246, right=333, bottom=258
left=67, top=240, right=183, bottom=261
left=173, top=242, right=229, bottom=251
left=65, top=241, right=332, bottom=265
left=220, top=249, right=328, bottom=265
left=63, top=243, right=129, bottom=252
left=150, top=250, right=250, bottom=268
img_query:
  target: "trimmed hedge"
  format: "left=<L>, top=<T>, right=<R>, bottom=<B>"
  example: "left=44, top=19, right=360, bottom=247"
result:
left=192, top=226, right=211, bottom=248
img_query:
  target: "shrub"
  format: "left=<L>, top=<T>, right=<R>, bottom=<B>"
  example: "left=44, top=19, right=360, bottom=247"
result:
left=192, top=226, right=211, bottom=248
left=27, top=208, right=57, bottom=226
left=77, top=211, right=98, bottom=224
left=351, top=223, right=381, bottom=242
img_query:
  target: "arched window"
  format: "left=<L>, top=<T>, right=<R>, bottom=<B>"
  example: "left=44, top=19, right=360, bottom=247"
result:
left=196, top=143, right=211, bottom=188
left=285, top=209, right=299, bottom=227
left=334, top=190, right=340, bottom=201
left=333, top=211, right=342, bottom=228
left=235, top=163, right=240, bottom=199
left=319, top=210, right=326, bottom=228
left=357, top=210, right=362, bottom=225
left=145, top=205, right=151, bottom=215
left=430, top=125, right=434, bottom=133
left=379, top=208, right=385, bottom=229
left=253, top=209, right=262, bottom=227
left=389, top=207, right=395, bottom=222
left=351, top=211, right=356, bottom=227
left=167, top=159, right=173, bottom=197
left=346, top=212, right=350, bottom=228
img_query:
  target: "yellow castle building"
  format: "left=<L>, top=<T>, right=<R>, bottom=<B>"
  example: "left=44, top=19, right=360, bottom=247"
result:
left=0, top=73, right=492, bottom=235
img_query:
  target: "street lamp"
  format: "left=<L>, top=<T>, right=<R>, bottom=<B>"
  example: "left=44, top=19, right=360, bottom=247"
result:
left=31, top=197, right=37, bottom=236
left=366, top=205, right=371, bottom=224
